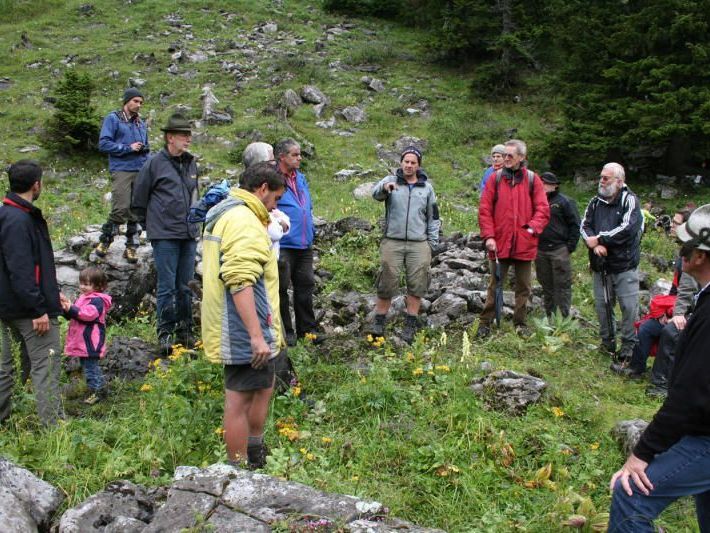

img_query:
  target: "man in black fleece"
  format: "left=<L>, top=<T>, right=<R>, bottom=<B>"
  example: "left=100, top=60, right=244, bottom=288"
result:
left=608, top=203, right=710, bottom=532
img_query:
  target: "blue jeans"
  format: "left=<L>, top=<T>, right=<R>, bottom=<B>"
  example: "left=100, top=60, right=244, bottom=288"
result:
left=609, top=435, right=710, bottom=532
left=151, top=239, right=197, bottom=336
left=80, top=357, right=105, bottom=391
left=629, top=318, right=664, bottom=373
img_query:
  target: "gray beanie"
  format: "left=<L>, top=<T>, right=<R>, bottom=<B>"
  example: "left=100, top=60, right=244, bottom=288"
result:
left=491, top=144, right=506, bottom=156
left=123, top=87, right=144, bottom=104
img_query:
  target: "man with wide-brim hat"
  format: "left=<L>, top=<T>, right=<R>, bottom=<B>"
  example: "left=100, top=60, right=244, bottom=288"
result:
left=608, top=203, right=710, bottom=532
left=132, top=113, right=200, bottom=353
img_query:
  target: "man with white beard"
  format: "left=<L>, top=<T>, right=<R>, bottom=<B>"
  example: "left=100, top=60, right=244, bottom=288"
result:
left=581, top=163, right=643, bottom=363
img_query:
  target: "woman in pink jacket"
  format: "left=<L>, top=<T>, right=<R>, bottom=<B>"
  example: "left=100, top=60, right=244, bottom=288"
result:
left=61, top=267, right=112, bottom=405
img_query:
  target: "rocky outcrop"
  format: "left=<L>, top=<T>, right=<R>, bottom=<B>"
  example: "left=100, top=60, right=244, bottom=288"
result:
left=0, top=458, right=64, bottom=531
left=57, top=464, right=443, bottom=532
left=470, top=370, right=548, bottom=415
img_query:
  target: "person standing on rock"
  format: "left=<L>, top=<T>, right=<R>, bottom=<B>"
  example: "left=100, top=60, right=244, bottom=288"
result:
left=478, top=144, right=506, bottom=198
left=94, top=88, right=150, bottom=264
left=608, top=203, right=710, bottom=532
left=534, top=172, right=580, bottom=318
left=477, top=139, right=550, bottom=338
left=274, top=138, right=321, bottom=346
left=202, top=162, right=286, bottom=469
left=0, top=160, right=64, bottom=426
left=581, top=162, right=642, bottom=362
left=132, top=114, right=199, bottom=353
left=368, top=146, right=441, bottom=344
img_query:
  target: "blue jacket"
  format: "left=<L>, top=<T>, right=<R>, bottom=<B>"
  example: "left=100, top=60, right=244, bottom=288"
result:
left=479, top=166, right=495, bottom=198
left=277, top=170, right=314, bottom=249
left=98, top=110, right=149, bottom=172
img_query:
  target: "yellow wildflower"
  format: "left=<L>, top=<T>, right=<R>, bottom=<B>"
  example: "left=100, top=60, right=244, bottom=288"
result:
left=590, top=442, right=600, bottom=450
left=306, top=453, right=315, bottom=461
left=292, top=386, right=302, bottom=397
left=140, top=383, right=152, bottom=392
left=214, top=427, right=225, bottom=436
left=434, top=365, right=451, bottom=373
left=412, top=367, right=424, bottom=376
left=366, top=334, right=373, bottom=343
left=406, top=352, right=415, bottom=362
left=321, top=437, right=333, bottom=444
left=551, top=407, right=565, bottom=418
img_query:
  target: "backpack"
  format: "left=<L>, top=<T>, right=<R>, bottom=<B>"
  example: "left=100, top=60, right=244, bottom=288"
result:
left=492, top=168, right=535, bottom=206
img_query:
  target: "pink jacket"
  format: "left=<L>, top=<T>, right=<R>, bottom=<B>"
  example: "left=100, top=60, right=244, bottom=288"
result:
left=64, top=292, right=112, bottom=358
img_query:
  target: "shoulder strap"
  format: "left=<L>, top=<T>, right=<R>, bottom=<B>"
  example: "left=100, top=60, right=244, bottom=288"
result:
left=493, top=169, right=504, bottom=206
left=494, top=169, right=535, bottom=205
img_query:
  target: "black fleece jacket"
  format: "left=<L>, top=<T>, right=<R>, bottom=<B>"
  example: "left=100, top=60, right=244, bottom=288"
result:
left=538, top=190, right=580, bottom=252
left=0, top=193, right=62, bottom=320
left=634, top=283, right=710, bottom=462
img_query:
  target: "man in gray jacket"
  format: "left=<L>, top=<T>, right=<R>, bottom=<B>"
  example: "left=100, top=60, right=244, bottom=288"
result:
left=132, top=114, right=199, bottom=353
left=368, top=147, right=440, bottom=343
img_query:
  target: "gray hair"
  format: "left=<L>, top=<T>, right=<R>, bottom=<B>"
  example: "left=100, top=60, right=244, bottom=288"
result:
left=242, top=142, right=274, bottom=169
left=603, top=162, right=625, bottom=181
left=491, top=144, right=506, bottom=156
left=505, top=139, right=527, bottom=157
left=274, top=138, right=300, bottom=160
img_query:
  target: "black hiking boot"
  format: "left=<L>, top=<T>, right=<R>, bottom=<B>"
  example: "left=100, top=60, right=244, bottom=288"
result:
left=401, top=315, right=419, bottom=345
left=247, top=442, right=269, bottom=470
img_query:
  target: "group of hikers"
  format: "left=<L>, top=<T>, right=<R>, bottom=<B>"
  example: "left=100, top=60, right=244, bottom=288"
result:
left=0, top=87, right=709, bottom=532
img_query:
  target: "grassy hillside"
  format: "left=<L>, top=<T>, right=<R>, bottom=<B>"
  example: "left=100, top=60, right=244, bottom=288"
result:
left=0, top=1, right=707, bottom=531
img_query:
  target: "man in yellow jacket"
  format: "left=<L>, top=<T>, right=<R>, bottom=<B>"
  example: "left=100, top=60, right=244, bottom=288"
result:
left=202, top=162, right=286, bottom=468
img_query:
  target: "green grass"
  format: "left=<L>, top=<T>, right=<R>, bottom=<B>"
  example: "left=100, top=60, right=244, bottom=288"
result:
left=1, top=1, right=709, bottom=531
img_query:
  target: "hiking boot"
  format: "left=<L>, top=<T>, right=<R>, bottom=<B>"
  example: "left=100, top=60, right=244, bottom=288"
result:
left=514, top=323, right=531, bottom=337
left=476, top=324, right=491, bottom=339
left=176, top=330, right=197, bottom=348
left=645, top=385, right=668, bottom=399
left=94, top=242, right=111, bottom=258
left=123, top=247, right=138, bottom=264
left=401, top=315, right=419, bottom=345
left=368, top=314, right=387, bottom=337
left=610, top=362, right=645, bottom=380
left=158, top=332, right=174, bottom=355
left=247, top=442, right=269, bottom=470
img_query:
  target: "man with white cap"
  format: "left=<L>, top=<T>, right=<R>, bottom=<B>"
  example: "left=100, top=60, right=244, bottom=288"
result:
left=608, top=203, right=710, bottom=532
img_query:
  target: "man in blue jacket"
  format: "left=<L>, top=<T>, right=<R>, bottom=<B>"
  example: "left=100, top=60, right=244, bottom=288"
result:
left=274, top=138, right=319, bottom=346
left=0, top=160, right=64, bottom=426
left=95, top=88, right=150, bottom=264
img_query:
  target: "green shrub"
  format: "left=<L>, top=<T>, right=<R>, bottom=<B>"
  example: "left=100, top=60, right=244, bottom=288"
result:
left=322, top=0, right=404, bottom=18
left=42, top=70, right=100, bottom=154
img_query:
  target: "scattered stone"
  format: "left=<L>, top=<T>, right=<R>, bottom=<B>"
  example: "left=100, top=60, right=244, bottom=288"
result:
left=0, top=78, right=12, bottom=90
left=316, top=116, right=336, bottom=129
left=133, top=52, right=156, bottom=64
left=164, top=13, right=184, bottom=27
left=313, top=102, right=326, bottom=117
left=339, top=106, right=366, bottom=124
left=431, top=292, right=468, bottom=318
left=470, top=370, right=548, bottom=415
left=393, top=135, right=428, bottom=154
left=300, top=85, right=329, bottom=105
left=659, top=185, right=678, bottom=200
left=361, top=76, right=385, bottom=92
left=352, top=182, right=376, bottom=200
left=188, top=50, right=209, bottom=63
left=612, top=419, right=648, bottom=456
left=128, top=77, right=146, bottom=88
left=281, top=88, right=302, bottom=110
left=167, top=63, right=179, bottom=75
left=18, top=145, right=40, bottom=153
left=261, top=22, right=278, bottom=33
left=65, top=336, right=164, bottom=382
left=77, top=4, right=95, bottom=16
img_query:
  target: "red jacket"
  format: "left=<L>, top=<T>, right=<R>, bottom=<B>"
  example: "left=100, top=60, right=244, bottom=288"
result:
left=478, top=167, right=550, bottom=261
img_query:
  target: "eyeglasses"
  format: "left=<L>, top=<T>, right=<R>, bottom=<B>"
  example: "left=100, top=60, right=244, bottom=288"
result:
left=599, top=175, right=618, bottom=182
left=503, top=154, right=517, bottom=159
left=671, top=218, right=684, bottom=226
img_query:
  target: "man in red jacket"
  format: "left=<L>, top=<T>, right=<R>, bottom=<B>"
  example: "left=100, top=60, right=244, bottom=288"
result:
left=477, top=139, right=550, bottom=337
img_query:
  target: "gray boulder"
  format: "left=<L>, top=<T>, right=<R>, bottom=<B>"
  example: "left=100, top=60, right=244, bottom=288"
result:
left=281, top=89, right=302, bottom=110
left=470, top=370, right=548, bottom=415
left=612, top=419, right=649, bottom=456
left=301, top=85, right=329, bottom=105
left=339, top=106, right=366, bottom=124
left=353, top=182, right=376, bottom=200
left=361, top=76, right=385, bottom=92
left=431, top=293, right=468, bottom=318
left=0, top=458, right=63, bottom=530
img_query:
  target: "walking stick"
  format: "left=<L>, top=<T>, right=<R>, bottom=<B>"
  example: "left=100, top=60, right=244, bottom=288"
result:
left=599, top=258, right=617, bottom=359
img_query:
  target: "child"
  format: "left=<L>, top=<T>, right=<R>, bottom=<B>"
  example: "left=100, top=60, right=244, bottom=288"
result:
left=61, top=267, right=112, bottom=405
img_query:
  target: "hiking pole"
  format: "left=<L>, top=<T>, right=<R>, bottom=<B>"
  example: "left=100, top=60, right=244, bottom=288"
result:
left=494, top=250, right=503, bottom=328
left=599, top=258, right=616, bottom=360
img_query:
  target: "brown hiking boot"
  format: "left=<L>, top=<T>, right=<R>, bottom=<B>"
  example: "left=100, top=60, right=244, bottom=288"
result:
left=123, top=247, right=138, bottom=264
left=94, top=242, right=110, bottom=258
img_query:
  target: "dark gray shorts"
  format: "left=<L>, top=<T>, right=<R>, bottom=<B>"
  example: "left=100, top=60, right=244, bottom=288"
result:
left=224, top=360, right=276, bottom=392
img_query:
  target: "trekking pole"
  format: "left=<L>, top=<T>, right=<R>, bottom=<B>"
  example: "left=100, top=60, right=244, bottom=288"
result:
left=599, top=258, right=616, bottom=359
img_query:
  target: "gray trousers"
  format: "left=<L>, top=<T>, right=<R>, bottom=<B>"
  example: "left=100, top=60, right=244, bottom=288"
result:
left=535, top=246, right=572, bottom=317
left=592, top=268, right=639, bottom=355
left=0, top=318, right=63, bottom=425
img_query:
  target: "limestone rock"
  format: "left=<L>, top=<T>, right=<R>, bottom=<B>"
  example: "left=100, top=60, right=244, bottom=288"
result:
left=470, top=370, right=548, bottom=415
left=353, top=182, right=376, bottom=200
left=339, top=106, right=366, bottom=124
left=431, top=292, right=468, bottom=318
left=612, top=419, right=649, bottom=456
left=281, top=88, right=302, bottom=110
left=361, top=76, right=385, bottom=92
left=0, top=458, right=63, bottom=529
left=0, top=488, right=37, bottom=533
left=301, top=85, right=329, bottom=105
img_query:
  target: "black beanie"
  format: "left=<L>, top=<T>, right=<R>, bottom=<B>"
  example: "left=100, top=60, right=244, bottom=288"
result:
left=123, top=87, right=144, bottom=104
left=400, top=146, right=422, bottom=165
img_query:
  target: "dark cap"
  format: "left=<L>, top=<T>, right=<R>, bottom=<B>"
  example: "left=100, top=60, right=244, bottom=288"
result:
left=400, top=146, right=422, bottom=165
left=123, top=87, right=144, bottom=104
left=160, top=113, right=192, bottom=133
left=540, top=172, right=560, bottom=185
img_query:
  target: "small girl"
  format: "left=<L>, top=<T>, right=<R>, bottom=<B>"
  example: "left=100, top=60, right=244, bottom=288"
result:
left=61, top=267, right=112, bottom=405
